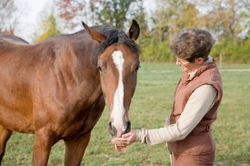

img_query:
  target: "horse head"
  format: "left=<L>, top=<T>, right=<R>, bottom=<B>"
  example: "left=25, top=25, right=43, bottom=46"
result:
left=82, top=20, right=140, bottom=138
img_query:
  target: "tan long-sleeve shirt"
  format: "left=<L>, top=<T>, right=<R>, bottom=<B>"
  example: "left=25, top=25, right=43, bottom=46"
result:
left=135, top=84, right=217, bottom=145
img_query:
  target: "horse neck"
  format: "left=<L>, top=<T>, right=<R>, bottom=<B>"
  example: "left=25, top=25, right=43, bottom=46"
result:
left=64, top=33, right=100, bottom=80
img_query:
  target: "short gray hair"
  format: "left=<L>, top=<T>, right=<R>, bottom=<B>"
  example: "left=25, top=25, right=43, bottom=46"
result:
left=170, top=28, right=213, bottom=62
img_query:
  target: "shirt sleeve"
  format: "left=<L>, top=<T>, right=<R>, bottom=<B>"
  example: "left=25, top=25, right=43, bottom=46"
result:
left=135, top=84, right=217, bottom=145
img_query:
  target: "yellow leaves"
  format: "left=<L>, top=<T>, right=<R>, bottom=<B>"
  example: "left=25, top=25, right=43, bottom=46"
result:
left=35, top=15, right=60, bottom=42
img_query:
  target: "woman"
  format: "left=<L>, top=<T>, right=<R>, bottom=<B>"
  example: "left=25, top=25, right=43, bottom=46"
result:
left=112, top=28, right=223, bottom=166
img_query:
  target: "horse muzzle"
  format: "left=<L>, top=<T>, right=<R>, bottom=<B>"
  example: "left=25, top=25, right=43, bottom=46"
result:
left=108, top=121, right=131, bottom=137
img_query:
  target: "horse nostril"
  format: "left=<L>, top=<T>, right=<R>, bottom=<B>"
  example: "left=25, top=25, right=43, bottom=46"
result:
left=108, top=122, right=117, bottom=137
left=123, top=121, right=131, bottom=134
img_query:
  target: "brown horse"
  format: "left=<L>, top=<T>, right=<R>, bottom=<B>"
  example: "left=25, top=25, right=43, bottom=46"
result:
left=0, top=20, right=140, bottom=165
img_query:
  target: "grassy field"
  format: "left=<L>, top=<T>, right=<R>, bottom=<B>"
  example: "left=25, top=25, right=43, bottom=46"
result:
left=2, top=63, right=250, bottom=166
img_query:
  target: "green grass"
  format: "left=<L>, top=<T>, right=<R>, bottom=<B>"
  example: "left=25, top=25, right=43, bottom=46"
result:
left=2, top=63, right=250, bottom=166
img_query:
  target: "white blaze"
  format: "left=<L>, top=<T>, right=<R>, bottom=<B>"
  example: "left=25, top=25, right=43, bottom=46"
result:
left=111, top=50, right=126, bottom=134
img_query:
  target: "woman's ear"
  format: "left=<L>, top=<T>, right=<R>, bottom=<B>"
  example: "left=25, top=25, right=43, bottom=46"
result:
left=196, top=57, right=205, bottom=64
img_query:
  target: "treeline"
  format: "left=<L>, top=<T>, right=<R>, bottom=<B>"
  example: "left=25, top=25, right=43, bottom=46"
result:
left=1, top=0, right=250, bottom=64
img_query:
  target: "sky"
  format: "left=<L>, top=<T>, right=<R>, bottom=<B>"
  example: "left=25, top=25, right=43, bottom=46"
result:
left=13, top=0, right=156, bottom=43
left=14, top=0, right=54, bottom=42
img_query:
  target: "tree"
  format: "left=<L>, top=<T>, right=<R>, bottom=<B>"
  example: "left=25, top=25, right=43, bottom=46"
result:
left=197, top=0, right=250, bottom=46
left=138, top=0, right=200, bottom=62
left=90, top=0, right=138, bottom=29
left=55, top=0, right=85, bottom=32
left=153, top=0, right=200, bottom=42
left=0, top=0, right=17, bottom=34
left=36, top=14, right=60, bottom=42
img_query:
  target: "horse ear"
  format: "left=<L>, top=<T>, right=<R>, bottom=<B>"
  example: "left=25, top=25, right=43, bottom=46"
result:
left=127, top=19, right=140, bottom=41
left=82, top=21, right=107, bottom=44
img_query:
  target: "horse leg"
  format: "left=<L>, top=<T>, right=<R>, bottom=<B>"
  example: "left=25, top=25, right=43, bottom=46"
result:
left=64, top=97, right=105, bottom=166
left=0, top=125, right=12, bottom=164
left=64, top=133, right=91, bottom=166
left=32, top=128, right=57, bottom=166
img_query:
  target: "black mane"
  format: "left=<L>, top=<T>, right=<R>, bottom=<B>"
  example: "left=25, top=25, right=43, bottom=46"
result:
left=60, top=25, right=140, bottom=66
left=89, top=25, right=140, bottom=65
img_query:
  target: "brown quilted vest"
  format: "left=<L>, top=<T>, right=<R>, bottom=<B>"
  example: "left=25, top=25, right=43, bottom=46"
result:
left=168, top=60, right=223, bottom=155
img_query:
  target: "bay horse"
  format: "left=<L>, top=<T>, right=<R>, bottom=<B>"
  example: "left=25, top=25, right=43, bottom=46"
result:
left=0, top=20, right=140, bottom=165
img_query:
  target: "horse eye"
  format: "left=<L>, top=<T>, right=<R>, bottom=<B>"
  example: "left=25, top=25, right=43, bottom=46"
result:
left=97, top=66, right=103, bottom=72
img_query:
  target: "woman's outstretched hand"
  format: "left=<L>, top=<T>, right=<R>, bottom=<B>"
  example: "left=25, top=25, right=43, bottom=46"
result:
left=111, top=131, right=137, bottom=152
left=121, top=131, right=137, bottom=145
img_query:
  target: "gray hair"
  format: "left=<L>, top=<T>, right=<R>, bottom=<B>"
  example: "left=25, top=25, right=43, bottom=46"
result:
left=170, top=28, right=213, bottom=62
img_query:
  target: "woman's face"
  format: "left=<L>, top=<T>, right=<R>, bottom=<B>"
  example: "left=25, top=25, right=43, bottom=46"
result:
left=175, top=57, right=204, bottom=73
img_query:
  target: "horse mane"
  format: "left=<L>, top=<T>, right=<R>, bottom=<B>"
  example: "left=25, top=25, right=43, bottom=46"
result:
left=64, top=25, right=141, bottom=65
left=93, top=26, right=141, bottom=63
